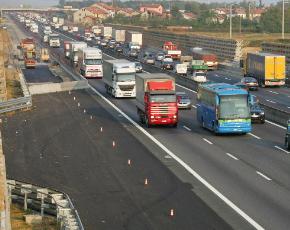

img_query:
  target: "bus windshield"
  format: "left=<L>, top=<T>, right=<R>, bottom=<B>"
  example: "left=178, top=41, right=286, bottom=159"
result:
left=150, top=94, right=176, bottom=103
left=219, top=95, right=249, bottom=119
left=84, top=59, right=102, bottom=65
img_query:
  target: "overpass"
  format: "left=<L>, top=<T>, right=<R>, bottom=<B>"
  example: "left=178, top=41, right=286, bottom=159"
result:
left=1, top=8, right=78, bottom=13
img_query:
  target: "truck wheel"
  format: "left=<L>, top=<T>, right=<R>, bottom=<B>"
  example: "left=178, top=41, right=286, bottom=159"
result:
left=286, top=139, right=290, bottom=150
left=145, top=116, right=151, bottom=128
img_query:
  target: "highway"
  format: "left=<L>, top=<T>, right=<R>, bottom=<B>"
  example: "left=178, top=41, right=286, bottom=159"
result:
left=7, top=14, right=290, bottom=229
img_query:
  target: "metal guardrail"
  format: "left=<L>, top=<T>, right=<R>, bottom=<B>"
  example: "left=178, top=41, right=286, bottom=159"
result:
left=7, top=179, right=84, bottom=230
left=0, top=96, right=31, bottom=114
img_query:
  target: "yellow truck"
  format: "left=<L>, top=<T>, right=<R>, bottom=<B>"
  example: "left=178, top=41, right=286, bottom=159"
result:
left=41, top=48, right=49, bottom=62
left=243, top=52, right=285, bottom=87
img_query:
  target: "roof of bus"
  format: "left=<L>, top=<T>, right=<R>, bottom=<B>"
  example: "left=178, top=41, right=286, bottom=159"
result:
left=200, top=83, right=248, bottom=96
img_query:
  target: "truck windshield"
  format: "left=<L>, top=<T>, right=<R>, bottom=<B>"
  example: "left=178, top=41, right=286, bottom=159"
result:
left=219, top=95, right=249, bottom=119
left=117, top=73, right=135, bottom=82
left=150, top=94, right=176, bottom=103
left=84, top=59, right=102, bottom=65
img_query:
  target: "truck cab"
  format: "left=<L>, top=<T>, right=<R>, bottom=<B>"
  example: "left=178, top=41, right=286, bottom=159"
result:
left=285, top=120, right=290, bottom=150
left=49, top=34, right=60, bottom=48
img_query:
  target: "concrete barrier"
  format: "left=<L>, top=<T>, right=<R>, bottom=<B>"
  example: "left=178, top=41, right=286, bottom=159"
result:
left=260, top=103, right=290, bottom=126
left=0, top=132, right=11, bottom=230
left=28, top=80, right=89, bottom=95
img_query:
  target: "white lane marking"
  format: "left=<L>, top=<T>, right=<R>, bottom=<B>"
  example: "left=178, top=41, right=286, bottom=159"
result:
left=274, top=145, right=290, bottom=154
left=265, top=99, right=276, bottom=104
left=287, top=106, right=290, bottom=109
left=214, top=74, right=219, bottom=77
left=256, top=171, right=272, bottom=181
left=183, top=125, right=192, bottom=131
left=202, top=138, right=213, bottom=145
left=268, top=90, right=279, bottom=95
left=226, top=153, right=239, bottom=160
left=248, top=133, right=262, bottom=140
left=176, top=83, right=197, bottom=93
left=45, top=29, right=265, bottom=230
left=192, top=105, right=197, bottom=108
left=265, top=120, right=286, bottom=130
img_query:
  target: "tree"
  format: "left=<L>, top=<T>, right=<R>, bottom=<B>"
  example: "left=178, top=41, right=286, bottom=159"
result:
left=171, top=5, right=182, bottom=19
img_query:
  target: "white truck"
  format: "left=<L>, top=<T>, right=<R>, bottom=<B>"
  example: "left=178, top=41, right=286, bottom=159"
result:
left=52, top=17, right=58, bottom=23
left=103, top=59, right=136, bottom=98
left=43, top=26, right=52, bottom=35
left=48, top=34, right=60, bottom=48
left=92, top=26, right=101, bottom=36
left=73, top=26, right=78, bottom=32
left=63, top=25, right=68, bottom=31
left=58, top=18, right=64, bottom=25
left=68, top=42, right=87, bottom=65
left=124, top=31, right=143, bottom=57
left=112, top=29, right=125, bottom=43
left=175, top=63, right=187, bottom=76
left=77, top=48, right=103, bottom=79
left=101, top=26, right=112, bottom=38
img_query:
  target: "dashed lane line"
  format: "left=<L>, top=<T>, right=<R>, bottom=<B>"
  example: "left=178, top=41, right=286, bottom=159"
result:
left=248, top=133, right=262, bottom=140
left=226, top=153, right=239, bottom=161
left=183, top=125, right=192, bottom=131
left=274, top=145, right=290, bottom=154
left=256, top=171, right=272, bottom=181
left=202, top=138, right=213, bottom=145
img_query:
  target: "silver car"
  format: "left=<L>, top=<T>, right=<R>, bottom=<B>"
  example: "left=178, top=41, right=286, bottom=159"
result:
left=176, top=92, right=192, bottom=109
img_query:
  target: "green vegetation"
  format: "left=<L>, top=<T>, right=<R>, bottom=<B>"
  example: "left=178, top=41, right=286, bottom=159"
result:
left=104, top=1, right=290, bottom=34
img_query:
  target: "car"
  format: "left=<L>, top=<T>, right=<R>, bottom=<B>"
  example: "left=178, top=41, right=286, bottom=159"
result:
left=144, top=55, right=155, bottom=65
left=100, top=39, right=108, bottom=47
left=135, top=62, right=143, bottom=73
left=250, top=103, right=265, bottom=123
left=176, top=92, right=192, bottom=109
left=161, top=60, right=174, bottom=70
left=155, top=52, right=165, bottom=61
left=192, top=71, right=207, bottom=83
left=108, top=39, right=116, bottom=48
left=114, top=44, right=123, bottom=53
left=285, top=120, right=290, bottom=150
left=241, top=77, right=258, bottom=91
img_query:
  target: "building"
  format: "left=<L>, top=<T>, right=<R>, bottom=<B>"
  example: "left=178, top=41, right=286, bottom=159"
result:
left=182, top=12, right=197, bottom=20
left=117, top=8, right=139, bottom=17
left=73, top=7, right=108, bottom=24
left=140, top=4, right=164, bottom=16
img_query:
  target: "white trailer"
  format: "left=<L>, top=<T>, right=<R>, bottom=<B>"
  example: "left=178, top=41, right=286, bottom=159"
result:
left=58, top=18, right=64, bottom=25
left=78, top=47, right=103, bottom=78
left=30, top=24, right=38, bottom=33
left=92, top=26, right=101, bottom=35
left=125, top=31, right=142, bottom=46
left=52, top=17, right=58, bottom=23
left=69, top=42, right=87, bottom=64
left=103, top=59, right=136, bottom=98
left=43, top=26, right=52, bottom=35
left=101, top=26, right=112, bottom=38
left=174, top=63, right=187, bottom=76
left=112, top=29, right=125, bottom=43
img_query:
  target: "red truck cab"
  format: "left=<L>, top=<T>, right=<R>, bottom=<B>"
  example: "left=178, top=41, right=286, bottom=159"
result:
left=136, top=73, right=178, bottom=127
left=162, top=41, right=181, bottom=60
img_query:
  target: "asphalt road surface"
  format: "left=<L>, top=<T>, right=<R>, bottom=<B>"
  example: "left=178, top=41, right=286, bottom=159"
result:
left=2, top=90, right=232, bottom=230
left=22, top=64, right=63, bottom=83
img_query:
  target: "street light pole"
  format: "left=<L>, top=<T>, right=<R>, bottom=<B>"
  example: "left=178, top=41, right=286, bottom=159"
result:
left=282, top=0, right=285, bottom=39
left=230, top=4, right=232, bottom=39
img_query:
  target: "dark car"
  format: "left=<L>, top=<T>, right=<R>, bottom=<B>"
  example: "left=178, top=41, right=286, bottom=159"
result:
left=114, top=44, right=123, bottom=53
left=162, top=61, right=174, bottom=70
left=176, top=92, right=192, bottom=109
left=285, top=120, right=290, bottom=150
left=250, top=104, right=265, bottom=123
left=135, top=62, right=143, bottom=73
left=241, top=77, right=259, bottom=91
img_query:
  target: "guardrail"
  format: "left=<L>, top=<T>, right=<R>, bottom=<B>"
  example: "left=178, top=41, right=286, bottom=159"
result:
left=7, top=179, right=84, bottom=230
left=0, top=96, right=31, bottom=114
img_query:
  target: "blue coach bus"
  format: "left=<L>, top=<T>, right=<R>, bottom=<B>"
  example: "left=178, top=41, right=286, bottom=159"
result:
left=197, top=83, right=252, bottom=134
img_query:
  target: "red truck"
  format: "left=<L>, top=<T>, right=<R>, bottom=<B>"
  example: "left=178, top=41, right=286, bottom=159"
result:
left=162, top=41, right=181, bottom=60
left=20, top=38, right=36, bottom=69
left=136, top=73, right=178, bottom=127
left=191, top=48, right=218, bottom=70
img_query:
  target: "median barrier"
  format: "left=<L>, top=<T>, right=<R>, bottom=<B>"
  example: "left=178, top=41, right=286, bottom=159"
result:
left=260, top=103, right=290, bottom=126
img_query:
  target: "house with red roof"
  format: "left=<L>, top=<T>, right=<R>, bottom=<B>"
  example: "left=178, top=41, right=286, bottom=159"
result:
left=140, top=4, right=164, bottom=16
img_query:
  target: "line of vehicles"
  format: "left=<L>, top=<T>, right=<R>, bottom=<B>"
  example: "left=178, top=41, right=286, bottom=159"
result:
left=14, top=13, right=290, bottom=144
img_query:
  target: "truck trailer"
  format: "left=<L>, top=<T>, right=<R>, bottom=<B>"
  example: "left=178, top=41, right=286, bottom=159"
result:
left=103, top=59, right=136, bottom=98
left=68, top=42, right=87, bottom=65
left=20, top=38, right=36, bottom=69
left=48, top=34, right=60, bottom=48
left=77, top=47, right=103, bottom=79
left=243, top=52, right=286, bottom=87
left=101, top=26, right=112, bottom=38
left=191, top=48, right=218, bottom=70
left=136, top=73, right=178, bottom=127
left=162, top=41, right=181, bottom=60
left=112, top=29, right=125, bottom=43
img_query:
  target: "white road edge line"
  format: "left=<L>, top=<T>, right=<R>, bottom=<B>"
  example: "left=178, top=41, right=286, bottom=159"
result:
left=265, top=120, right=286, bottom=130
left=248, top=133, right=262, bottom=140
left=202, top=138, right=213, bottom=145
left=274, top=145, right=290, bottom=154
left=256, top=171, right=272, bottom=181
left=183, top=125, right=192, bottom=131
left=52, top=29, right=265, bottom=230
left=226, top=153, right=239, bottom=160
